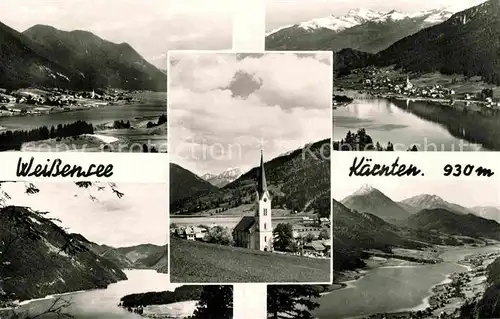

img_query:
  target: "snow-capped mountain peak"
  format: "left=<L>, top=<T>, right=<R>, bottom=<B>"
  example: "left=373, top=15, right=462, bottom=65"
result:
left=405, top=194, right=446, bottom=206
left=218, top=168, right=243, bottom=180
left=353, top=184, right=376, bottom=196
left=201, top=173, right=217, bottom=180
left=266, top=7, right=455, bottom=36
left=298, top=8, right=383, bottom=32
left=201, top=168, right=243, bottom=188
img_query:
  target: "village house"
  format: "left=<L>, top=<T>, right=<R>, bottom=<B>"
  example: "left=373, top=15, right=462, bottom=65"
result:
left=292, top=225, right=325, bottom=239
left=302, top=240, right=331, bottom=257
left=173, top=225, right=207, bottom=241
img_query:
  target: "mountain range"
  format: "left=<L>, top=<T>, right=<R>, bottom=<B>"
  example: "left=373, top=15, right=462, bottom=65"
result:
left=170, top=139, right=330, bottom=217
left=268, top=0, right=500, bottom=85
left=266, top=8, right=454, bottom=53
left=0, top=22, right=167, bottom=90
left=340, top=184, right=500, bottom=223
left=0, top=205, right=167, bottom=303
left=333, top=185, right=500, bottom=275
left=341, top=184, right=411, bottom=222
left=201, top=168, right=244, bottom=188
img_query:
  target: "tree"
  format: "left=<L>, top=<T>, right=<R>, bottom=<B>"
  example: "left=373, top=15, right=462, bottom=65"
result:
left=303, top=233, right=315, bottom=243
left=0, top=181, right=124, bottom=309
left=273, top=223, right=294, bottom=252
left=318, top=229, right=330, bottom=240
left=267, top=285, right=320, bottom=319
left=204, top=226, right=233, bottom=246
left=385, top=142, right=394, bottom=151
left=2, top=295, right=75, bottom=318
left=192, top=285, right=233, bottom=319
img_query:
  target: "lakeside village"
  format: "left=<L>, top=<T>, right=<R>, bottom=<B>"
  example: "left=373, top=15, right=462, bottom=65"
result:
left=366, top=250, right=500, bottom=319
left=171, top=215, right=332, bottom=258
left=0, top=87, right=138, bottom=117
left=336, top=67, right=500, bottom=108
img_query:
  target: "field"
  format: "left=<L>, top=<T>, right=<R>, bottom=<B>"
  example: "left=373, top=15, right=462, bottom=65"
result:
left=170, top=238, right=331, bottom=283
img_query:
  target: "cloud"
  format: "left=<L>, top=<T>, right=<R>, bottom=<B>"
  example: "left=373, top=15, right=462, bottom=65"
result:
left=169, top=52, right=332, bottom=175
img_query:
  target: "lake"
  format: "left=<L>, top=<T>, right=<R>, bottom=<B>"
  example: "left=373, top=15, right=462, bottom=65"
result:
left=0, top=92, right=167, bottom=151
left=15, top=269, right=178, bottom=319
left=0, top=92, right=167, bottom=131
left=316, top=245, right=500, bottom=319
left=334, top=92, right=489, bottom=151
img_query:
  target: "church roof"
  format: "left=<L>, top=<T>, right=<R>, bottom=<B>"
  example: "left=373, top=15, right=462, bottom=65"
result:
left=233, top=216, right=256, bottom=232
left=257, top=150, right=268, bottom=198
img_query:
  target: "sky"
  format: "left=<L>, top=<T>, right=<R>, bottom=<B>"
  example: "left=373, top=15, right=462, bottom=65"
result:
left=0, top=0, right=233, bottom=69
left=266, top=0, right=487, bottom=30
left=332, top=179, right=500, bottom=208
left=2, top=182, right=168, bottom=247
left=168, top=52, right=332, bottom=176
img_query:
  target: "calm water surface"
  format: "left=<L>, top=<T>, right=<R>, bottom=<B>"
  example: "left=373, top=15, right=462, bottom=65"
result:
left=317, top=246, right=500, bottom=319
left=334, top=92, right=487, bottom=151
left=0, top=92, right=167, bottom=131
left=16, top=269, right=173, bottom=319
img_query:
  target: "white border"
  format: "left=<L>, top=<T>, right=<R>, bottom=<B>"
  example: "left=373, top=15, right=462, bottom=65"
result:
left=167, top=50, right=334, bottom=285
left=233, top=0, right=266, bottom=51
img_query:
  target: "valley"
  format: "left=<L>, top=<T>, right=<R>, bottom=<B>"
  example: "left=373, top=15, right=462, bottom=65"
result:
left=169, top=139, right=331, bottom=283
left=329, top=182, right=500, bottom=318
left=0, top=182, right=170, bottom=318
left=268, top=0, right=500, bottom=152
left=0, top=20, right=168, bottom=152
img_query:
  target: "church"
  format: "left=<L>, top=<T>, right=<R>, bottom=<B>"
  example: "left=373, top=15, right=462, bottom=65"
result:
left=232, top=150, right=273, bottom=251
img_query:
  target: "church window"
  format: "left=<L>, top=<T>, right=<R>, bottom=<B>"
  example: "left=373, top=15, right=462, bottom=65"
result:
left=265, top=236, right=267, bottom=242
left=264, top=223, right=267, bottom=230
left=264, top=208, right=267, bottom=216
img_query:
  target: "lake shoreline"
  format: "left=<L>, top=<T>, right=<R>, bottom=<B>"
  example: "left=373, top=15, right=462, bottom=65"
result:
left=332, top=245, right=500, bottom=319
left=6, top=269, right=171, bottom=318
left=333, top=90, right=490, bottom=151
left=123, top=300, right=198, bottom=319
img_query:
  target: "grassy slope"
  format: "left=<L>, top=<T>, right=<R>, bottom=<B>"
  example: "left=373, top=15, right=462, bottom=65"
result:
left=170, top=238, right=330, bottom=283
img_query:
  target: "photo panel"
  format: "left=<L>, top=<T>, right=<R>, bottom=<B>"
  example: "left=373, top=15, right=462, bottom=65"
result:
left=325, top=151, right=500, bottom=319
left=266, top=0, right=500, bottom=152
left=168, top=50, right=333, bottom=283
left=0, top=0, right=233, bottom=153
left=0, top=180, right=173, bottom=318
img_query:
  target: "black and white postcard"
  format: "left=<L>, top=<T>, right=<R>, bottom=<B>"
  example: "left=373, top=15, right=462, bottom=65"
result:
left=266, top=0, right=500, bottom=152
left=0, top=0, right=232, bottom=153
left=168, top=51, right=332, bottom=283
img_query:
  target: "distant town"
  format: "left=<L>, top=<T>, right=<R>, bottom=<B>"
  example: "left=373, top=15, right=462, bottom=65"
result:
left=0, top=87, right=138, bottom=117
left=337, top=66, right=500, bottom=109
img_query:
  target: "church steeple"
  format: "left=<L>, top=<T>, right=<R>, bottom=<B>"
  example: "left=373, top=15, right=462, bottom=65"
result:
left=257, top=150, right=268, bottom=198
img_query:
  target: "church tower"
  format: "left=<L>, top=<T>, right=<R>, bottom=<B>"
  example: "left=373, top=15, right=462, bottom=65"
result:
left=255, top=150, right=272, bottom=251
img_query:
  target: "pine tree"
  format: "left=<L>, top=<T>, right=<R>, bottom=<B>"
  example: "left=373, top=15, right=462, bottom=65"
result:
left=192, top=285, right=233, bottom=319
left=267, top=285, right=320, bottom=319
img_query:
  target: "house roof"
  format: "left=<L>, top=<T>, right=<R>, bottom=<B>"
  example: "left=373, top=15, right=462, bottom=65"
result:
left=304, top=241, right=325, bottom=251
left=233, top=216, right=256, bottom=232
